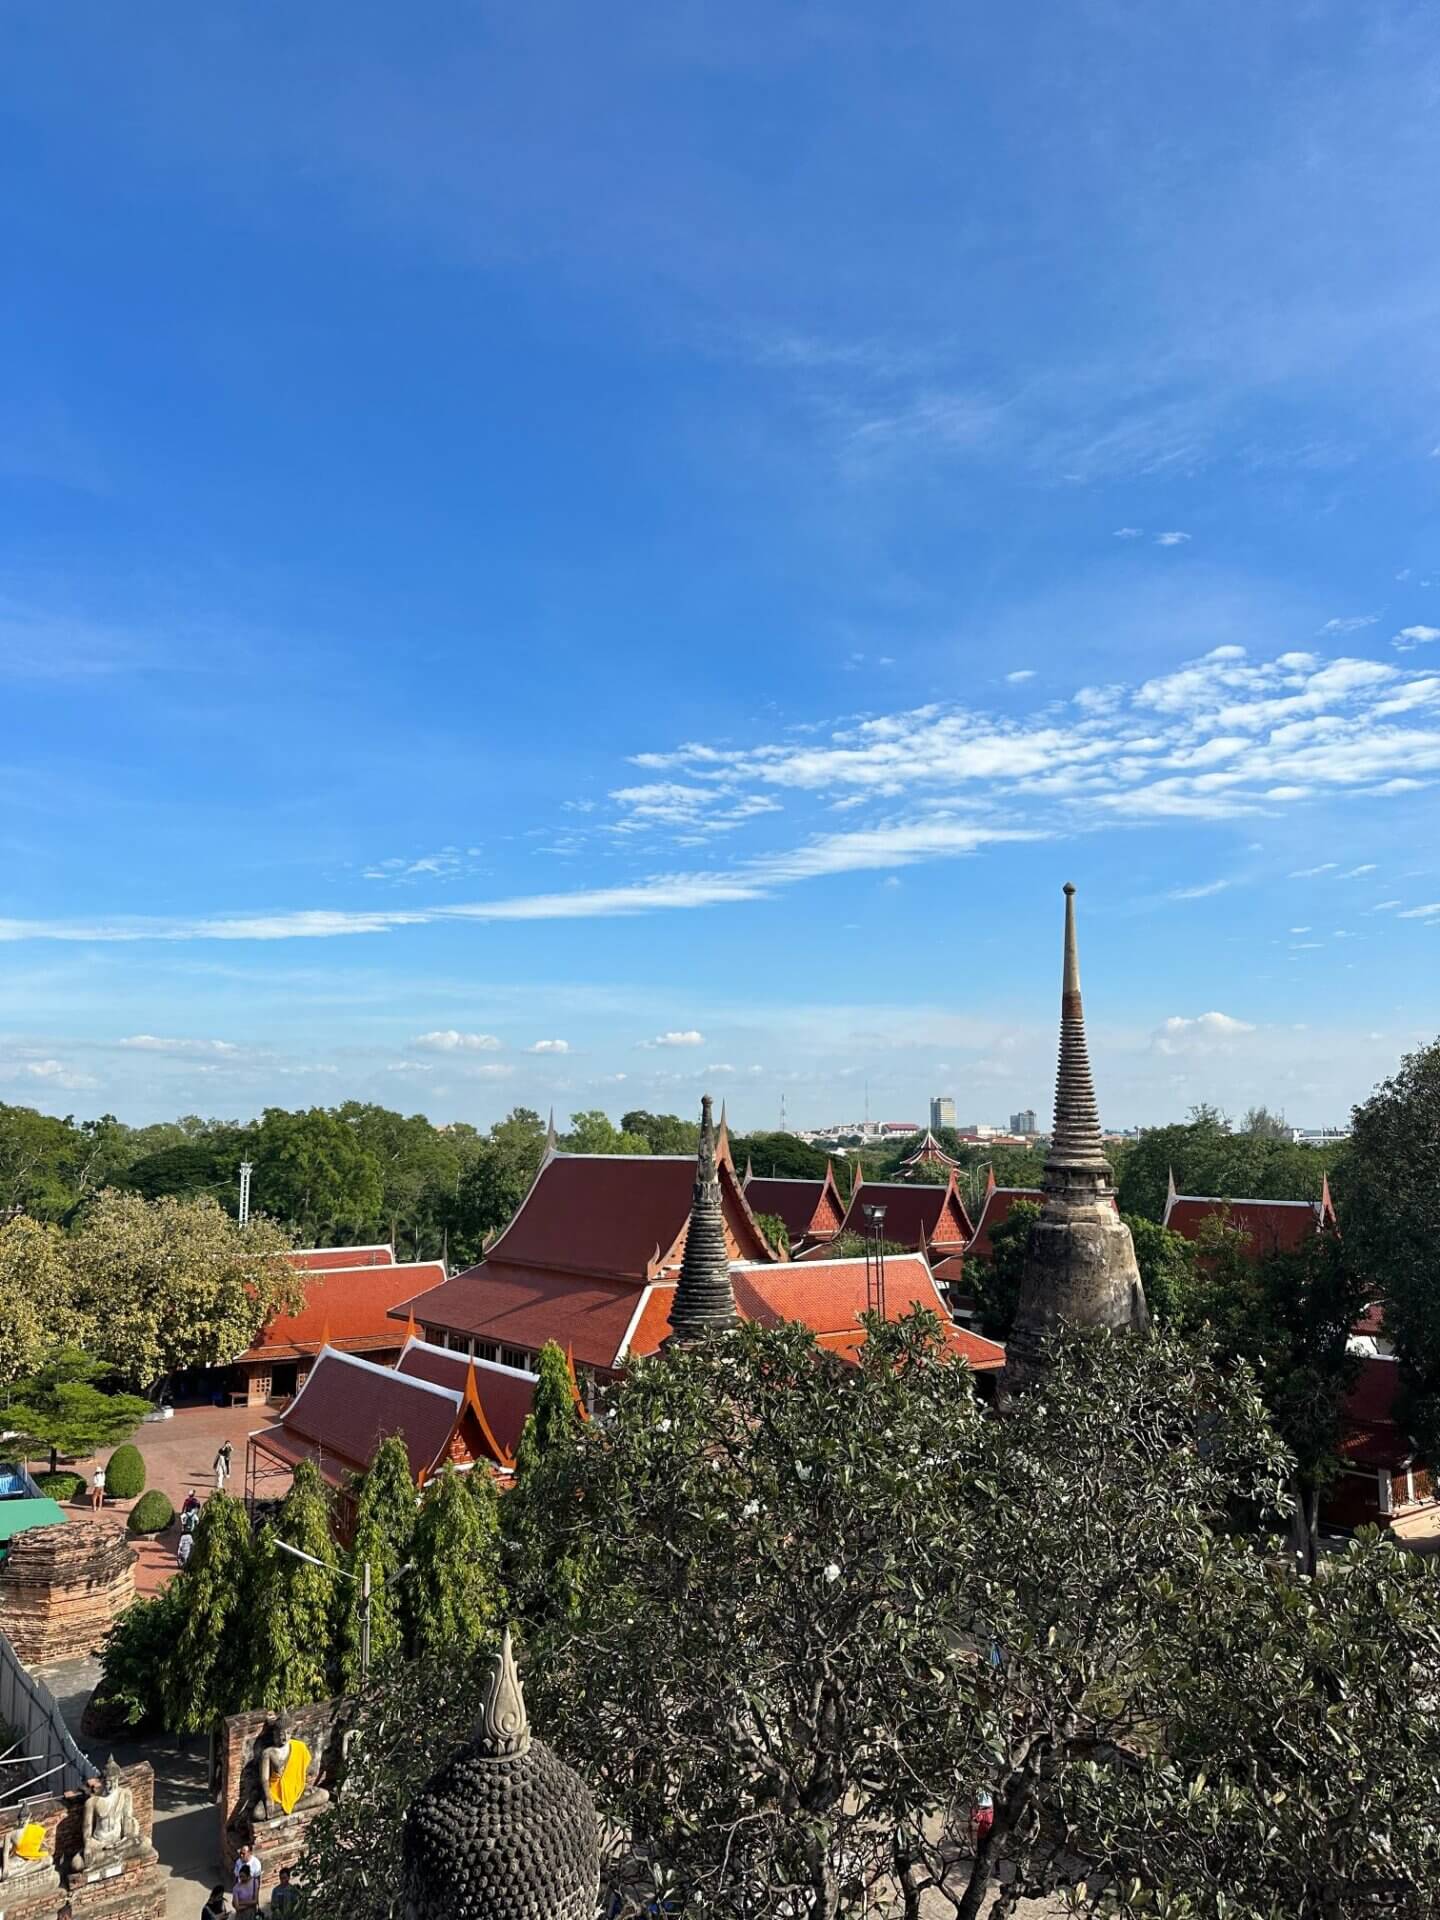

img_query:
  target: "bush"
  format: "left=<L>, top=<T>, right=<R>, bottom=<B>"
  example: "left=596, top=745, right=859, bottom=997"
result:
left=127, top=1490, right=174, bottom=1535
left=104, top=1444, right=146, bottom=1500
left=87, top=1586, right=187, bottom=1736
left=35, top=1470, right=85, bottom=1502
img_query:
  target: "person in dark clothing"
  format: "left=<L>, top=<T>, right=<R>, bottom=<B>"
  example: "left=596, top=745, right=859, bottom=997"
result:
left=200, top=1886, right=227, bottom=1918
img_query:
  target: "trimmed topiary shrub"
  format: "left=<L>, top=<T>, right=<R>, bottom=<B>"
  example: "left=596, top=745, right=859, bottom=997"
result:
left=35, top=1470, right=85, bottom=1502
left=105, top=1444, right=146, bottom=1501
left=126, top=1489, right=174, bottom=1535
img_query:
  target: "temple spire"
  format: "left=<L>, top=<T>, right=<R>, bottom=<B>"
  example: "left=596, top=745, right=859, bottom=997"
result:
left=544, top=1107, right=557, bottom=1153
left=475, top=1626, right=531, bottom=1758
left=665, top=1095, right=738, bottom=1344
left=1043, top=883, right=1112, bottom=1199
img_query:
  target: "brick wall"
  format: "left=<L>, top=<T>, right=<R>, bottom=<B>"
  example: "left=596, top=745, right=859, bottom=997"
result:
left=0, top=1761, right=161, bottom=1920
left=0, top=1521, right=137, bottom=1665
left=218, top=1696, right=346, bottom=1872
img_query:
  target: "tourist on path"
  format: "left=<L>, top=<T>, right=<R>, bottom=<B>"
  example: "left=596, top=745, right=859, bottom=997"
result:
left=270, top=1864, right=300, bottom=1913
left=176, top=1530, right=194, bottom=1569
left=200, top=1886, right=227, bottom=1919
left=213, top=1441, right=233, bottom=1492
left=90, top=1466, right=105, bottom=1512
left=232, top=1842, right=262, bottom=1909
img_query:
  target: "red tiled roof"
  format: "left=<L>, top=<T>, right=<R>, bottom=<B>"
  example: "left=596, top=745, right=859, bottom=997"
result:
left=834, top=1177, right=974, bottom=1252
left=966, top=1186, right=1043, bottom=1261
left=730, top=1256, right=1005, bottom=1370
left=238, top=1260, right=445, bottom=1363
left=930, top=1253, right=967, bottom=1284
left=284, top=1243, right=395, bottom=1271
left=1162, top=1195, right=1323, bottom=1259
left=266, top=1347, right=462, bottom=1482
left=487, top=1152, right=774, bottom=1280
left=743, top=1170, right=845, bottom=1244
left=394, top=1263, right=647, bottom=1373
left=897, top=1130, right=960, bottom=1171
left=395, top=1339, right=539, bottom=1461
left=1339, top=1358, right=1417, bottom=1470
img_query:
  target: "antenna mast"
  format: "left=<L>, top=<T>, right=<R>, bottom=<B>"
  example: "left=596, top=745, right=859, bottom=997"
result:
left=238, top=1160, right=253, bottom=1226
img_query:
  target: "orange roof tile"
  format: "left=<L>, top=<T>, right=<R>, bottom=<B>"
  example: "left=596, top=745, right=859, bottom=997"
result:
left=239, top=1260, right=445, bottom=1363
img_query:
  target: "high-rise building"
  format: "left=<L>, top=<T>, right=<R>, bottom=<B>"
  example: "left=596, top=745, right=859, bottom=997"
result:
left=930, top=1095, right=956, bottom=1132
left=1010, top=1108, right=1037, bottom=1136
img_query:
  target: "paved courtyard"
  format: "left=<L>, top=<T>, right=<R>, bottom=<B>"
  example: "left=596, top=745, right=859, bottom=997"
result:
left=55, top=1401, right=294, bottom=1595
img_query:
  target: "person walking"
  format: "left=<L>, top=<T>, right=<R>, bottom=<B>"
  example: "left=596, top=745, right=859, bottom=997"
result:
left=213, top=1441, right=233, bottom=1493
left=269, top=1865, right=300, bottom=1913
left=176, top=1530, right=195, bottom=1570
left=90, top=1465, right=105, bottom=1512
left=200, top=1888, right=227, bottom=1920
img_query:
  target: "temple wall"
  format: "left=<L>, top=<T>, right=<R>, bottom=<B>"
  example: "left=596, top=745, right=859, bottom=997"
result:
left=0, top=1521, right=137, bottom=1666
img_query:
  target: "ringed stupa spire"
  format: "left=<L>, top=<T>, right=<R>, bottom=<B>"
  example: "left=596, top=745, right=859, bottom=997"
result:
left=1000, top=883, right=1147, bottom=1396
left=665, top=1095, right=738, bottom=1344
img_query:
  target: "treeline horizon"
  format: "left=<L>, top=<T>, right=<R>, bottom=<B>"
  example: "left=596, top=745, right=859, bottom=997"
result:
left=0, top=1093, right=1344, bottom=1270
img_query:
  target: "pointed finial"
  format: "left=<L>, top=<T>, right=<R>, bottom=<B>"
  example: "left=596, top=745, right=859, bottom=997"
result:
left=404, top=1308, right=419, bottom=1343
left=1320, top=1171, right=1335, bottom=1225
left=474, top=1626, right=530, bottom=1758
left=743, top=1154, right=754, bottom=1184
left=1043, top=882, right=1112, bottom=1200
left=545, top=1107, right=557, bottom=1153
left=1165, top=1166, right=1178, bottom=1219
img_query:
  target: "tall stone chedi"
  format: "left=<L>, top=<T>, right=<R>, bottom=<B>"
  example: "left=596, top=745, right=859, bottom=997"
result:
left=1000, top=884, right=1148, bottom=1395
left=665, top=1094, right=739, bottom=1344
left=403, top=1628, right=599, bottom=1920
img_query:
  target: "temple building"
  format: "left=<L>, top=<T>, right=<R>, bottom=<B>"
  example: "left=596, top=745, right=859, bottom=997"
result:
left=230, top=1253, right=447, bottom=1405
left=894, top=1128, right=961, bottom=1177
left=283, top=1242, right=396, bottom=1271
left=798, top=1165, right=974, bottom=1264
left=1326, top=1355, right=1435, bottom=1532
left=966, top=1171, right=1045, bottom=1260
left=245, top=1338, right=536, bottom=1528
left=1161, top=1171, right=1337, bottom=1257
left=389, top=1124, right=778, bottom=1381
left=1000, top=884, right=1148, bottom=1395
left=731, top=1254, right=1005, bottom=1377
left=742, top=1160, right=846, bottom=1253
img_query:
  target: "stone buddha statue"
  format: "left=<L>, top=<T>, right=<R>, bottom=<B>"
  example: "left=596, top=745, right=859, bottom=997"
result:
left=253, top=1711, right=326, bottom=1823
left=72, top=1756, right=142, bottom=1873
left=2, top=1810, right=61, bottom=1900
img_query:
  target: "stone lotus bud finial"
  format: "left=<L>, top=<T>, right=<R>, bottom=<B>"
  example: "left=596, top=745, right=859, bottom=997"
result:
left=475, top=1626, right=531, bottom=1758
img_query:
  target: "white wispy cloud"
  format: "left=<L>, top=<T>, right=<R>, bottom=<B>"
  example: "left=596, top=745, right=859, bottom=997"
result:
left=1339, top=864, right=1377, bottom=878
left=1006, top=668, right=1036, bottom=683
left=644, top=1030, right=705, bottom=1048
left=1394, top=626, right=1440, bottom=651
left=118, top=1034, right=238, bottom=1055
left=526, top=1039, right=570, bottom=1054
left=0, top=1057, right=99, bottom=1090
left=1321, top=614, right=1379, bottom=634
left=1113, top=527, right=1143, bottom=538
left=1154, top=1010, right=1255, bottom=1054
left=1168, top=879, right=1230, bottom=900
left=413, top=1030, right=502, bottom=1052
left=1155, top=530, right=1191, bottom=546
left=1398, top=903, right=1440, bottom=920
left=1289, top=863, right=1337, bottom=878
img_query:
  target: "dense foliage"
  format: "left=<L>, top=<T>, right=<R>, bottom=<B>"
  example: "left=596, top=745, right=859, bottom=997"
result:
left=1115, top=1108, right=1340, bottom=1220
left=127, top=1489, right=174, bottom=1534
left=1, top=1348, right=151, bottom=1473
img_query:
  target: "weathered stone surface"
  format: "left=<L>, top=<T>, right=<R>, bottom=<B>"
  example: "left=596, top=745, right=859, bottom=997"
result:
left=403, top=1630, right=599, bottom=1920
left=0, top=1761, right=162, bottom=1920
left=664, top=1094, right=739, bottom=1344
left=1001, top=886, right=1147, bottom=1397
left=0, top=1521, right=136, bottom=1665
left=219, top=1697, right=343, bottom=1872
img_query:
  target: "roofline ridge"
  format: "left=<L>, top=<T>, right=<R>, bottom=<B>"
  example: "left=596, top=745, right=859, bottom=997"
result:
left=308, top=1343, right=464, bottom=1406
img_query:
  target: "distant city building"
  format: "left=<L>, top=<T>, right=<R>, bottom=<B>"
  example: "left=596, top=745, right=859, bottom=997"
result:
left=1010, top=1109, right=1038, bottom=1136
left=930, top=1095, right=956, bottom=1132
left=1290, top=1126, right=1350, bottom=1147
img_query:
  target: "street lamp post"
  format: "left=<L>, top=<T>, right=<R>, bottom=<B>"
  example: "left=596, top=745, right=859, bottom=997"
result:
left=274, top=1540, right=413, bottom=1685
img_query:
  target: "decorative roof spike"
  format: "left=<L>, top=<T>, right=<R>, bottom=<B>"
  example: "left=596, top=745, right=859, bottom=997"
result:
left=665, top=1096, right=738, bottom=1344
left=544, top=1108, right=558, bottom=1153
left=1043, top=883, right=1112, bottom=1198
left=404, top=1308, right=419, bottom=1343
left=743, top=1154, right=754, bottom=1184
left=1320, top=1171, right=1335, bottom=1225
left=1165, top=1166, right=1178, bottom=1218
left=475, top=1626, right=531, bottom=1758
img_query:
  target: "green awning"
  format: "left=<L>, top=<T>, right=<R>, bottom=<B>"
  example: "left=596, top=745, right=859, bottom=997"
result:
left=0, top=1497, right=68, bottom=1542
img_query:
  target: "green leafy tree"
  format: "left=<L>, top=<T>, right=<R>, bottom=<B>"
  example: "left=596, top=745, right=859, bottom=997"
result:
left=751, top=1210, right=791, bottom=1256
left=166, top=1491, right=259, bottom=1730
left=561, top=1109, right=651, bottom=1155
left=965, top=1198, right=1041, bottom=1339
left=407, top=1464, right=504, bottom=1663
left=2, top=1347, right=149, bottom=1474
left=732, top=1131, right=831, bottom=1181
left=0, top=1103, right=85, bottom=1220
left=122, top=1128, right=252, bottom=1205
left=335, top=1102, right=467, bottom=1258
left=1123, top=1212, right=1196, bottom=1323
left=0, top=1214, right=76, bottom=1386
left=1334, top=1035, right=1440, bottom=1458
left=65, top=1188, right=298, bottom=1392
left=92, top=1583, right=190, bottom=1734
left=621, top=1110, right=700, bottom=1154
left=1074, top=1532, right=1440, bottom=1919
left=337, top=1436, right=416, bottom=1689
left=252, top=1105, right=385, bottom=1242
left=250, top=1460, right=339, bottom=1707
left=506, top=1343, right=586, bottom=1619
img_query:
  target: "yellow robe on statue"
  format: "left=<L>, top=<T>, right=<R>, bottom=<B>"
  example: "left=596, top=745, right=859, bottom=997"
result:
left=267, top=1738, right=312, bottom=1816
left=14, top=1820, right=47, bottom=1861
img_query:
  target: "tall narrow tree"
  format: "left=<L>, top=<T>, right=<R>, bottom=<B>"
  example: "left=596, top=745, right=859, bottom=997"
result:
left=166, top=1491, right=258, bottom=1730
left=336, top=1435, right=416, bottom=1689
left=250, top=1460, right=339, bottom=1706
left=407, top=1464, right=504, bottom=1663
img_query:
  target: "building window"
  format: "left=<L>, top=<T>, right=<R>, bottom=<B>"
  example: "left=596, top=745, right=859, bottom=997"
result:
left=476, top=1341, right=499, bottom=1363
left=501, top=1346, right=535, bottom=1374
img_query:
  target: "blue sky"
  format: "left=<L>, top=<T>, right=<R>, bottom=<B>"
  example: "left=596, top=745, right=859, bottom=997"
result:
left=2, top=0, right=1438, bottom=1132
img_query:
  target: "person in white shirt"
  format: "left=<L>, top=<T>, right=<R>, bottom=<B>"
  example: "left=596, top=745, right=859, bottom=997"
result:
left=176, top=1531, right=194, bottom=1569
left=232, top=1842, right=262, bottom=1910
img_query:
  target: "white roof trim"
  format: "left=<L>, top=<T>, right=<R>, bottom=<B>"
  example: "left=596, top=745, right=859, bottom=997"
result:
left=290, top=1343, right=462, bottom=1414
left=1172, top=1195, right=1316, bottom=1207
left=287, top=1242, right=395, bottom=1259
left=397, top=1334, right=542, bottom=1385
left=614, top=1283, right=659, bottom=1365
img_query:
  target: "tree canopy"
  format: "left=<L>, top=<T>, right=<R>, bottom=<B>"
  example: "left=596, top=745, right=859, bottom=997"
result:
left=1, top=1346, right=151, bottom=1474
left=1116, top=1109, right=1339, bottom=1221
